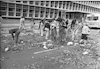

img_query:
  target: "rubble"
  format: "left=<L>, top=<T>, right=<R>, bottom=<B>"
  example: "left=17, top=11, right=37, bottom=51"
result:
left=67, top=42, right=74, bottom=46
left=4, top=47, right=10, bottom=52
left=25, top=64, right=36, bottom=69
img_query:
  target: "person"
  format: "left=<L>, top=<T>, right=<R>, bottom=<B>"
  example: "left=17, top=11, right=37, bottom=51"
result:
left=31, top=17, right=35, bottom=29
left=58, top=18, right=66, bottom=42
left=43, top=20, right=50, bottom=39
left=9, top=16, right=25, bottom=46
left=39, top=18, right=45, bottom=36
left=63, top=19, right=69, bottom=41
left=19, top=16, right=25, bottom=29
left=81, top=23, right=90, bottom=45
left=50, top=18, right=58, bottom=41
left=70, top=19, right=77, bottom=41
left=74, top=21, right=83, bottom=41
left=30, top=17, right=35, bottom=33
left=52, top=18, right=60, bottom=37
left=71, top=19, right=76, bottom=29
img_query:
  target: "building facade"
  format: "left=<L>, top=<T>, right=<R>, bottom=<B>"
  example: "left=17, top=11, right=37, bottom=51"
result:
left=0, top=0, right=100, bottom=20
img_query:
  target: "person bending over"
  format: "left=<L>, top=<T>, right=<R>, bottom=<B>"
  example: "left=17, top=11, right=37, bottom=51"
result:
left=9, top=16, right=25, bottom=46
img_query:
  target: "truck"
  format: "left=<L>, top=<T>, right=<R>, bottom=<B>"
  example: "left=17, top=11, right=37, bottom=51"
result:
left=85, top=13, right=100, bottom=28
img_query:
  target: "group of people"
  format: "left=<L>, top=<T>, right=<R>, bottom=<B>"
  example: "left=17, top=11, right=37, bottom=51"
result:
left=9, top=16, right=91, bottom=47
left=39, top=17, right=91, bottom=45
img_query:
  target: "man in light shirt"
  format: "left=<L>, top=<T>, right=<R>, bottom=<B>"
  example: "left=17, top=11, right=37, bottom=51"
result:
left=39, top=18, right=45, bottom=36
left=19, top=16, right=25, bottom=29
left=44, top=20, right=50, bottom=39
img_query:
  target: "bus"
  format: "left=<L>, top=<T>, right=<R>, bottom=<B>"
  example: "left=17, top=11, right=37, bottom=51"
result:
left=85, top=13, right=100, bottom=28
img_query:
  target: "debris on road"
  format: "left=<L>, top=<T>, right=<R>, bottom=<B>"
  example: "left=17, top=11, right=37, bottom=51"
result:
left=4, top=47, right=10, bottom=52
left=67, top=42, right=74, bottom=46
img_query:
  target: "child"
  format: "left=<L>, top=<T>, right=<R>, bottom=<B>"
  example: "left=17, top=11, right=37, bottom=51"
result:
left=81, top=23, right=90, bottom=45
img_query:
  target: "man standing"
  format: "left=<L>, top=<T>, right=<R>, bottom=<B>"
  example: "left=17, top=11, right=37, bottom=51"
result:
left=44, top=20, right=50, bottom=39
left=52, top=18, right=60, bottom=37
left=30, top=17, right=35, bottom=33
left=39, top=18, right=45, bottom=36
left=19, top=16, right=25, bottom=29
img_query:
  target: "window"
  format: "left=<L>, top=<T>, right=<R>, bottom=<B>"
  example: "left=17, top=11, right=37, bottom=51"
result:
left=50, top=9, right=54, bottom=18
left=41, top=7, right=45, bottom=11
left=9, top=8, right=14, bottom=11
left=40, top=11, right=44, bottom=17
left=46, top=1, right=49, bottom=6
left=66, top=1, right=70, bottom=9
left=46, top=8, right=49, bottom=18
left=75, top=4, right=78, bottom=10
left=66, top=15, right=68, bottom=19
left=1, top=7, right=7, bottom=10
left=51, top=1, right=54, bottom=7
left=59, top=1, right=62, bottom=8
left=8, top=3, right=15, bottom=8
left=46, top=8, right=49, bottom=13
left=29, top=1, right=33, bottom=4
left=16, top=13, right=21, bottom=16
left=16, top=1, right=21, bottom=3
left=30, top=6, right=34, bottom=10
left=55, top=10, right=58, bottom=18
left=55, top=1, right=58, bottom=8
left=93, top=17, right=98, bottom=21
left=40, top=8, right=45, bottom=17
left=63, top=1, right=66, bottom=9
left=35, top=7, right=39, bottom=17
left=41, top=1, right=45, bottom=6
left=1, top=11, right=6, bottom=16
left=78, top=4, right=81, bottom=10
left=87, top=15, right=98, bottom=21
left=69, top=2, right=72, bottom=10
left=29, top=14, right=33, bottom=17
left=16, top=4, right=22, bottom=9
left=35, top=7, right=39, bottom=12
left=23, top=5, right=28, bottom=9
left=46, top=12, right=49, bottom=18
left=23, top=9, right=27, bottom=12
left=29, top=10, right=34, bottom=13
left=35, top=1, right=39, bottom=5
left=16, top=9, right=21, bottom=12
left=23, top=1, right=27, bottom=3
left=50, top=13, right=53, bottom=18
left=9, top=12, right=14, bottom=16
left=23, top=13, right=27, bottom=17
left=86, top=7, right=88, bottom=11
left=1, top=2, right=7, bottom=7
left=81, top=5, right=83, bottom=11
left=73, top=3, right=75, bottom=10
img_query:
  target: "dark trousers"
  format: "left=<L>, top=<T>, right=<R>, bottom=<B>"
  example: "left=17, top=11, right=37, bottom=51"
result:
left=9, top=28, right=22, bottom=44
left=81, top=34, right=88, bottom=40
